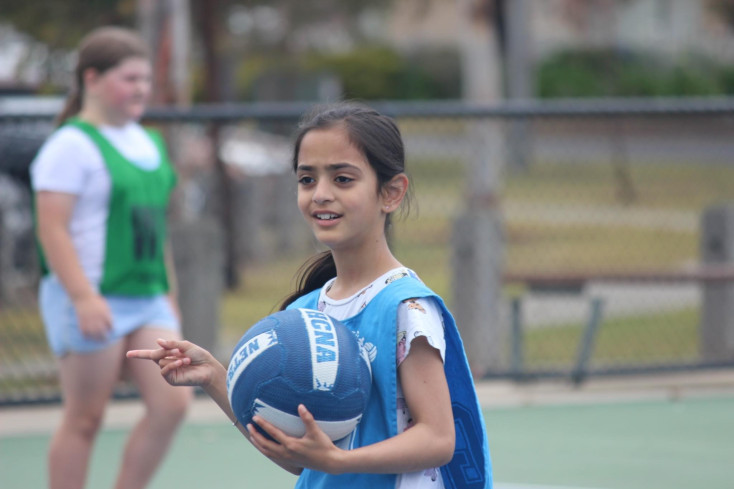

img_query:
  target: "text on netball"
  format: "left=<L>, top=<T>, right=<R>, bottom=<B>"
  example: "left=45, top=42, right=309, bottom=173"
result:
left=227, top=331, right=278, bottom=384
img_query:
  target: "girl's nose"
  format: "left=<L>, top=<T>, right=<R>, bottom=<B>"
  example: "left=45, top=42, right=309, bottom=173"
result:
left=312, top=181, right=333, bottom=204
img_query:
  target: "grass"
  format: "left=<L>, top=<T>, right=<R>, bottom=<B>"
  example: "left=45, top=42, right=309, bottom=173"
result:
left=219, top=256, right=305, bottom=345
left=0, top=308, right=48, bottom=360
left=506, top=222, right=695, bottom=273
left=504, top=160, right=734, bottom=210
left=523, top=306, right=699, bottom=369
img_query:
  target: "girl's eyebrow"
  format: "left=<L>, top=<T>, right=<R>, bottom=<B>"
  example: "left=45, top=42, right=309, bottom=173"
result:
left=296, top=162, right=362, bottom=173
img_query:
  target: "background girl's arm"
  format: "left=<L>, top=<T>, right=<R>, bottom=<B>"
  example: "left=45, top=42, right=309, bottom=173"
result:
left=163, top=241, right=181, bottom=321
left=35, top=190, right=111, bottom=337
left=249, top=336, right=455, bottom=475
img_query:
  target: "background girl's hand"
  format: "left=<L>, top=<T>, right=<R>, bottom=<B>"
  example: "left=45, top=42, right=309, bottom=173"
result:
left=247, top=404, right=344, bottom=474
left=127, top=338, right=218, bottom=387
left=73, top=293, right=112, bottom=340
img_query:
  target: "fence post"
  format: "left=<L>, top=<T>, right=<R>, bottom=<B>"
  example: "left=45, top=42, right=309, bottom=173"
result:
left=451, top=205, right=505, bottom=376
left=170, top=218, right=224, bottom=355
left=0, top=208, right=6, bottom=305
left=571, top=297, right=605, bottom=385
left=510, top=296, right=524, bottom=380
left=700, top=204, right=734, bottom=361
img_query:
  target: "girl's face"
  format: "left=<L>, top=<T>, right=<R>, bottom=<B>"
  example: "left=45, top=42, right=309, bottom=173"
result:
left=296, top=125, right=389, bottom=253
left=84, top=56, right=152, bottom=124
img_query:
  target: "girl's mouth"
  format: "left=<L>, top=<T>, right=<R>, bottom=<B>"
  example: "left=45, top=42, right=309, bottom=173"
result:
left=315, top=213, right=340, bottom=221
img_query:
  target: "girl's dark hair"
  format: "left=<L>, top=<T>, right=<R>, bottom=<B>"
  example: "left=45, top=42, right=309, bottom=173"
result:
left=56, top=26, right=149, bottom=126
left=279, top=102, right=411, bottom=310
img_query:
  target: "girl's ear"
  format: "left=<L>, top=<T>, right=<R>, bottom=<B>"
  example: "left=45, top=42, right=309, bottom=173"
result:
left=382, top=173, right=409, bottom=213
left=82, top=67, right=100, bottom=90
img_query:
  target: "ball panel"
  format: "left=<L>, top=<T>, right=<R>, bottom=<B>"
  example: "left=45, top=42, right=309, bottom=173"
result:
left=315, top=415, right=363, bottom=441
left=227, top=308, right=372, bottom=441
left=253, top=398, right=363, bottom=441
left=253, top=398, right=306, bottom=438
left=227, top=329, right=280, bottom=408
left=255, top=379, right=371, bottom=422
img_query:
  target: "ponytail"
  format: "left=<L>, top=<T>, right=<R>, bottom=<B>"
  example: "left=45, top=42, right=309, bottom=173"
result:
left=55, top=90, right=82, bottom=127
left=279, top=251, right=336, bottom=310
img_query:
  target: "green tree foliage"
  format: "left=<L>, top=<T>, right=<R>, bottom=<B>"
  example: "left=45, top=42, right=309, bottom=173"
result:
left=305, top=46, right=460, bottom=100
left=1, top=0, right=136, bottom=48
left=536, top=49, right=727, bottom=98
left=233, top=46, right=460, bottom=102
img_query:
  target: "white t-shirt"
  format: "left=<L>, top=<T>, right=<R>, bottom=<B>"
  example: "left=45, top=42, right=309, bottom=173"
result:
left=317, top=267, right=447, bottom=489
left=30, top=122, right=161, bottom=284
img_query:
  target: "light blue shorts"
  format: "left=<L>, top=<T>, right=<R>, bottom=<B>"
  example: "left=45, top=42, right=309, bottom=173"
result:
left=39, top=276, right=180, bottom=357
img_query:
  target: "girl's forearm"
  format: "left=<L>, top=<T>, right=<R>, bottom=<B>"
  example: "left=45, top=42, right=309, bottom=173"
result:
left=202, top=361, right=236, bottom=422
left=336, top=422, right=454, bottom=475
left=39, top=225, right=95, bottom=301
left=164, top=241, right=178, bottom=301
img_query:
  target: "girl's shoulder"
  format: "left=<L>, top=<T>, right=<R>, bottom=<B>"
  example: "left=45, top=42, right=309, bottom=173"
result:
left=41, top=124, right=98, bottom=153
left=32, top=125, right=102, bottom=176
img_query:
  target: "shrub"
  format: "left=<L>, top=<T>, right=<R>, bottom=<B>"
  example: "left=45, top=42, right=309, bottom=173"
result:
left=536, top=48, right=729, bottom=98
left=231, top=45, right=461, bottom=102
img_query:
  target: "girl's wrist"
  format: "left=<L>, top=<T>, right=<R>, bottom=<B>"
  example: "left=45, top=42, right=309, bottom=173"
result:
left=203, top=361, right=227, bottom=390
left=325, top=446, right=349, bottom=475
left=70, top=289, right=99, bottom=305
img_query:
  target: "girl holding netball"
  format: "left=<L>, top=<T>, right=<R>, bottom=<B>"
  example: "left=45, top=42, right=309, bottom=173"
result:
left=128, top=102, right=492, bottom=488
left=32, top=26, right=191, bottom=489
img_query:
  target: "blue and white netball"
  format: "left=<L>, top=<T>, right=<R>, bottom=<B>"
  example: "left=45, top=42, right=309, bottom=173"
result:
left=227, top=308, right=372, bottom=441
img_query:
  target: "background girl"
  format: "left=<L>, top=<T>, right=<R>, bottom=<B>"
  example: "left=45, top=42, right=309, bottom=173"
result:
left=128, top=102, right=491, bottom=488
left=32, top=26, right=192, bottom=489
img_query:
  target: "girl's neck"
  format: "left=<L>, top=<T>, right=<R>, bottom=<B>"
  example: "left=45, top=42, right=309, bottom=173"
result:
left=328, top=241, right=403, bottom=300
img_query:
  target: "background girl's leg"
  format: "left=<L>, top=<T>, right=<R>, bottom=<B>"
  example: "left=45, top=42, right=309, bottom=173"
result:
left=49, top=346, right=125, bottom=489
left=114, top=327, right=193, bottom=489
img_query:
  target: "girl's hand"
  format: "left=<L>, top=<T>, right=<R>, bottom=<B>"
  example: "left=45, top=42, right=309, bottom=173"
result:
left=73, top=293, right=112, bottom=340
left=247, top=404, right=344, bottom=474
left=126, top=339, right=218, bottom=387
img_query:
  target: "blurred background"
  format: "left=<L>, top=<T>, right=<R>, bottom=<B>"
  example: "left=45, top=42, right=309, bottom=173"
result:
left=2, top=0, right=734, bottom=405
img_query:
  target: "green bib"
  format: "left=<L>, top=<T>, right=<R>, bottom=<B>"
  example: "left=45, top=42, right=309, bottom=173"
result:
left=65, top=119, right=176, bottom=295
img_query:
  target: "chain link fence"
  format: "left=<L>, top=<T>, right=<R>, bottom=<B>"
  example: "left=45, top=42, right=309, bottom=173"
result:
left=2, top=98, right=734, bottom=405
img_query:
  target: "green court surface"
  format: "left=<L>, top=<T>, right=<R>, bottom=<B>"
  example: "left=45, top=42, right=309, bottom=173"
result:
left=1, top=396, right=732, bottom=489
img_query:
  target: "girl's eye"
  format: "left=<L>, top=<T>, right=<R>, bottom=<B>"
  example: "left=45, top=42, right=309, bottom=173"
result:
left=335, top=175, right=353, bottom=184
left=298, top=175, right=314, bottom=185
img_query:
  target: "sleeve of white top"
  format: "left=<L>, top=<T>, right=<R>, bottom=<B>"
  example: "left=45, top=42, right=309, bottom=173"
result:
left=30, top=126, right=102, bottom=195
left=397, top=296, right=447, bottom=365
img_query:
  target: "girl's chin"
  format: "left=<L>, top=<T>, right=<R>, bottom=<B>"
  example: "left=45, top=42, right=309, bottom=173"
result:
left=127, top=109, right=146, bottom=120
left=312, top=232, right=341, bottom=249
left=123, top=103, right=147, bottom=118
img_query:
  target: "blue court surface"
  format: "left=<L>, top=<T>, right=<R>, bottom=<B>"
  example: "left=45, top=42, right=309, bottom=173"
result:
left=1, top=395, right=732, bottom=489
